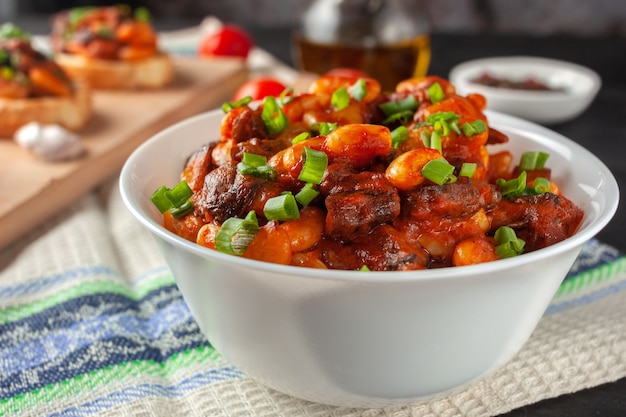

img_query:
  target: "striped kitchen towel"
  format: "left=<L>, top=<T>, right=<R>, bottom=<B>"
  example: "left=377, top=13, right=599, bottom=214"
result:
left=1, top=180, right=625, bottom=417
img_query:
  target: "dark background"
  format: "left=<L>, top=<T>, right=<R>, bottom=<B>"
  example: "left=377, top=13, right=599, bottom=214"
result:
left=3, top=1, right=625, bottom=416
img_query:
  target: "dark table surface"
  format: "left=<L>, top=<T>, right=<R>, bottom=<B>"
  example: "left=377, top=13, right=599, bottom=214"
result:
left=14, top=16, right=626, bottom=416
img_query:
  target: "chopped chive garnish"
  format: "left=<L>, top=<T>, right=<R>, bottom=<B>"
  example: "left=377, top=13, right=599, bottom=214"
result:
left=292, top=132, right=310, bottom=144
left=430, top=131, right=442, bottom=153
left=298, top=147, right=328, bottom=184
left=379, top=95, right=418, bottom=117
left=67, top=7, right=95, bottom=27
left=358, top=265, right=371, bottom=272
left=150, top=181, right=194, bottom=218
left=496, top=171, right=527, bottom=198
left=215, top=211, right=259, bottom=255
left=311, top=122, right=338, bottom=136
left=169, top=200, right=194, bottom=218
left=533, top=177, right=551, bottom=194
left=382, top=110, right=414, bottom=126
left=261, top=96, right=289, bottom=135
left=348, top=78, right=367, bottom=102
left=519, top=151, right=550, bottom=171
left=264, top=192, right=300, bottom=221
left=422, top=158, right=456, bottom=185
left=494, top=226, right=525, bottom=258
left=1, top=66, right=14, bottom=80
left=222, top=96, right=252, bottom=113
left=0, top=22, right=31, bottom=40
left=331, top=86, right=350, bottom=111
left=459, top=162, right=477, bottom=178
left=134, top=6, right=151, bottom=22
left=150, top=186, right=171, bottom=213
left=391, top=125, right=409, bottom=149
left=461, top=119, right=487, bottom=137
left=426, top=111, right=461, bottom=137
left=420, top=129, right=442, bottom=153
left=295, top=183, right=320, bottom=207
left=428, top=82, right=445, bottom=103
left=280, top=87, right=294, bottom=105
left=237, top=158, right=277, bottom=181
left=242, top=152, right=267, bottom=167
left=165, top=181, right=193, bottom=208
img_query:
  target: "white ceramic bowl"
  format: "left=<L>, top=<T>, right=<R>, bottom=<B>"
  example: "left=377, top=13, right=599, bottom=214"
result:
left=449, top=56, right=601, bottom=124
left=119, top=108, right=618, bottom=408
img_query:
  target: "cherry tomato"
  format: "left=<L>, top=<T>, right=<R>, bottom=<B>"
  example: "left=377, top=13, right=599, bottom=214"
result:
left=198, top=25, right=253, bottom=59
left=232, top=77, right=287, bottom=101
left=324, top=67, right=370, bottom=79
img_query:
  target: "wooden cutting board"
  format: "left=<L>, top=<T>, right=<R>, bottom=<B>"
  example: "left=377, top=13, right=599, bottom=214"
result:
left=0, top=57, right=248, bottom=251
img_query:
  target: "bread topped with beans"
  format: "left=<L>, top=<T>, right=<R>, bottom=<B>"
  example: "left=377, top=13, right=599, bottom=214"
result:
left=0, top=23, right=91, bottom=138
left=50, top=4, right=174, bottom=90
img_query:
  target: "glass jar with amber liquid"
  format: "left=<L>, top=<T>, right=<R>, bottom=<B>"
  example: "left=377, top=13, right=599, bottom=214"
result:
left=292, top=0, right=431, bottom=91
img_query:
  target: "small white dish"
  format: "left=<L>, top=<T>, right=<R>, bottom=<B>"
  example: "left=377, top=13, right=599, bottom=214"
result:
left=449, top=56, right=601, bottom=124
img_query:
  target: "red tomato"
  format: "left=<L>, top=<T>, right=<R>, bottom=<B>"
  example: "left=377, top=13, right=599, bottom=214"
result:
left=198, top=25, right=253, bottom=59
left=324, top=67, right=370, bottom=79
left=232, top=77, right=287, bottom=101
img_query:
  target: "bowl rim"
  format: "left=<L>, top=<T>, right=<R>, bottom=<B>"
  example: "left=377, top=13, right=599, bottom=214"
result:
left=119, top=109, right=619, bottom=284
left=449, top=55, right=602, bottom=102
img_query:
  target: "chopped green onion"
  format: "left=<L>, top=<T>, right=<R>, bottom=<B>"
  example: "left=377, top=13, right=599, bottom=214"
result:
left=68, top=7, right=95, bottom=27
left=426, top=111, right=461, bottom=137
left=429, top=131, right=442, bottom=153
left=215, top=211, right=260, bottom=255
left=292, top=132, right=310, bottom=144
left=237, top=161, right=277, bottom=181
left=169, top=200, right=194, bottom=218
left=519, top=151, right=550, bottom=171
left=165, top=181, right=194, bottom=208
left=331, top=86, right=350, bottom=111
left=242, top=152, right=267, bottom=167
left=496, top=171, right=527, bottom=198
left=459, top=162, right=477, bottom=178
left=382, top=110, right=414, bottom=126
left=261, top=96, right=289, bottom=135
left=222, top=96, right=252, bottom=113
left=295, top=183, right=320, bottom=207
left=134, top=6, right=151, bottom=22
left=428, top=82, right=445, bottom=103
left=298, top=147, right=328, bottom=184
left=494, top=226, right=525, bottom=258
left=358, top=265, right=371, bottom=272
left=391, top=126, right=409, bottom=149
left=348, top=78, right=367, bottom=102
left=95, top=27, right=115, bottom=39
left=311, top=122, right=338, bottom=136
left=1, top=66, right=14, bottom=80
left=420, top=130, right=442, bottom=153
left=379, top=95, right=418, bottom=116
left=280, top=87, right=294, bottom=105
left=237, top=153, right=277, bottom=180
left=494, top=225, right=517, bottom=243
left=425, top=111, right=460, bottom=124
left=150, top=181, right=194, bottom=218
left=0, top=23, right=31, bottom=40
left=533, top=177, right=551, bottom=194
left=422, top=158, right=456, bottom=185
left=264, top=192, right=300, bottom=221
left=150, top=186, right=171, bottom=213
left=461, top=119, right=487, bottom=137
